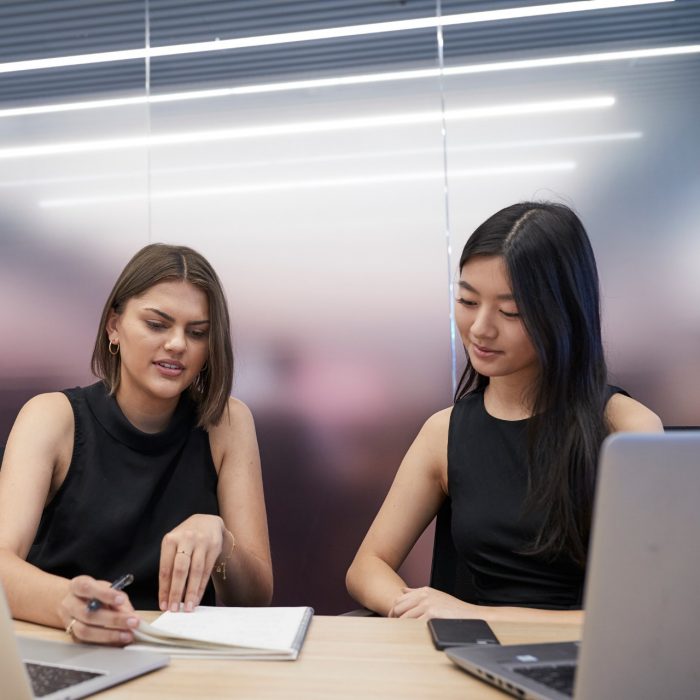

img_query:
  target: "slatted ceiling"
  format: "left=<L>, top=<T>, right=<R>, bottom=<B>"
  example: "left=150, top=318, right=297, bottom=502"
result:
left=147, top=0, right=437, bottom=44
left=441, top=5, right=700, bottom=59
left=0, top=0, right=698, bottom=106
left=148, top=32, right=439, bottom=89
left=0, top=67, right=146, bottom=104
left=0, top=1, right=145, bottom=60
left=443, top=55, right=700, bottom=106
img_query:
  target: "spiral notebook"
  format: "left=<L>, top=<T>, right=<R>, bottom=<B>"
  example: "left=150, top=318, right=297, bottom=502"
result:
left=130, top=606, right=314, bottom=660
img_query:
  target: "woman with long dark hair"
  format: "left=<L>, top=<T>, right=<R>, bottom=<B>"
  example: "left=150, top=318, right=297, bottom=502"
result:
left=347, top=202, right=661, bottom=621
left=0, top=244, right=272, bottom=644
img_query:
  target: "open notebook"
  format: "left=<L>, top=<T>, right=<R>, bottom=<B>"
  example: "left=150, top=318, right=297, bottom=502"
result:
left=130, top=606, right=314, bottom=660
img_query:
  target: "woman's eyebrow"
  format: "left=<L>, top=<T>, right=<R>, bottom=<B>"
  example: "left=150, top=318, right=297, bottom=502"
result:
left=458, top=280, right=514, bottom=300
left=145, top=307, right=209, bottom=324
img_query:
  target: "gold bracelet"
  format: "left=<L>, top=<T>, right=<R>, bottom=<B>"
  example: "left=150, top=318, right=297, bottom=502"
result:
left=215, top=528, right=236, bottom=580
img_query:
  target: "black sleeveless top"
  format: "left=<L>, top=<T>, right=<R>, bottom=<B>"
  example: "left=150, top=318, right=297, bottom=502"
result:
left=447, top=389, right=619, bottom=610
left=27, top=382, right=219, bottom=609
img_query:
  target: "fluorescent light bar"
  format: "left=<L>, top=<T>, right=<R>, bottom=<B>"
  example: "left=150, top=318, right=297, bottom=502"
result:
left=443, top=43, right=700, bottom=76
left=38, top=161, right=576, bottom=208
left=457, top=131, right=643, bottom=152
left=1, top=43, right=693, bottom=120
left=0, top=1, right=673, bottom=75
left=0, top=132, right=639, bottom=189
left=0, top=96, right=614, bottom=160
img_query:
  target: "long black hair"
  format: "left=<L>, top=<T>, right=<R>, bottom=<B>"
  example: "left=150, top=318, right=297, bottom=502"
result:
left=455, top=202, right=609, bottom=567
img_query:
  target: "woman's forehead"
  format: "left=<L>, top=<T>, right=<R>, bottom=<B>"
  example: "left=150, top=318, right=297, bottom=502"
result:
left=130, top=280, right=209, bottom=314
left=460, top=256, right=512, bottom=292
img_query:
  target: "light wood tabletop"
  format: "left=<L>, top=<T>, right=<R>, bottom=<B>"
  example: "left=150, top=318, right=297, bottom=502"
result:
left=14, top=613, right=582, bottom=699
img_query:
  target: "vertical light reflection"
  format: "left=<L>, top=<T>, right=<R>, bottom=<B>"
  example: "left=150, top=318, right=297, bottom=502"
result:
left=437, top=0, right=458, bottom=398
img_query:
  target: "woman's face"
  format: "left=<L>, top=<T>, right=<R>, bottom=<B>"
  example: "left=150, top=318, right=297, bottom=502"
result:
left=455, top=255, right=539, bottom=385
left=106, top=280, right=210, bottom=407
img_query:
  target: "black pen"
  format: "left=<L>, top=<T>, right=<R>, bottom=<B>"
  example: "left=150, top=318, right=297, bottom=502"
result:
left=87, top=573, right=134, bottom=612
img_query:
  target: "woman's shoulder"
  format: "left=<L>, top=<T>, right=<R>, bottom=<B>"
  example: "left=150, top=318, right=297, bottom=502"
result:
left=605, top=392, right=664, bottom=433
left=18, top=391, right=74, bottom=427
left=412, top=406, right=453, bottom=473
left=219, top=396, right=254, bottom=427
left=6, top=392, right=75, bottom=468
left=422, top=405, right=453, bottom=437
left=207, top=396, right=255, bottom=444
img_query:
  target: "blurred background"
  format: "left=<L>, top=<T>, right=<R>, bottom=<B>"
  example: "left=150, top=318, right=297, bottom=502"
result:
left=1, top=0, right=698, bottom=613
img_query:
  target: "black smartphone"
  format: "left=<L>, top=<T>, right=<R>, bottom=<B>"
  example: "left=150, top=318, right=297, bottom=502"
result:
left=427, top=618, right=500, bottom=650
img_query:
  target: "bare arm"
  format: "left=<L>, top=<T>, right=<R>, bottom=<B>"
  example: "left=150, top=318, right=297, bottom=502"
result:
left=389, top=587, right=585, bottom=623
left=157, top=398, right=273, bottom=610
left=0, top=394, right=138, bottom=643
left=210, top=398, right=273, bottom=606
left=346, top=408, right=451, bottom=616
left=0, top=394, right=73, bottom=627
left=605, top=392, right=664, bottom=433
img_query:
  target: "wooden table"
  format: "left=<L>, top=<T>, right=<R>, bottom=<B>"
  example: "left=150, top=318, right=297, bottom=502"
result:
left=14, top=613, right=581, bottom=699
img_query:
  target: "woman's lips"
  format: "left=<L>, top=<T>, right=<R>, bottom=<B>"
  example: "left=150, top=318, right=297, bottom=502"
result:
left=471, top=343, right=502, bottom=359
left=154, top=360, right=185, bottom=376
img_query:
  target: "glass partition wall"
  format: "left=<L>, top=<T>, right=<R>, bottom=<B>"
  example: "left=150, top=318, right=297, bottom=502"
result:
left=1, top=1, right=698, bottom=612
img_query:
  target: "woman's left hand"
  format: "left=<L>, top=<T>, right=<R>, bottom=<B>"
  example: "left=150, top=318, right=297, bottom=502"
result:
left=158, top=514, right=226, bottom=612
left=389, top=586, right=476, bottom=619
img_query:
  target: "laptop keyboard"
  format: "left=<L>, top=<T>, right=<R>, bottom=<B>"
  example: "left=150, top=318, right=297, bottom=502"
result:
left=25, top=661, right=103, bottom=698
left=513, top=663, right=577, bottom=697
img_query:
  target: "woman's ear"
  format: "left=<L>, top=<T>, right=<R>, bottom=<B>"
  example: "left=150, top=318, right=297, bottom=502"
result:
left=105, top=309, right=119, bottom=341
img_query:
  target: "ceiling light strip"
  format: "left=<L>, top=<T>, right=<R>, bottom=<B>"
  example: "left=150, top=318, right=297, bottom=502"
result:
left=0, top=96, right=614, bottom=160
left=0, top=0, right=673, bottom=75
left=443, top=43, right=700, bottom=76
left=0, top=43, right=694, bottom=120
left=0, top=132, right=640, bottom=188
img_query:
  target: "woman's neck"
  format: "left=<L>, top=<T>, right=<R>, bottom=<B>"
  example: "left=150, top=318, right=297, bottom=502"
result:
left=483, top=374, right=536, bottom=421
left=114, top=385, right=179, bottom=433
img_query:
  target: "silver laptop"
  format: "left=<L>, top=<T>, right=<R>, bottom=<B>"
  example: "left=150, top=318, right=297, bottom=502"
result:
left=446, top=431, right=700, bottom=700
left=0, top=584, right=169, bottom=699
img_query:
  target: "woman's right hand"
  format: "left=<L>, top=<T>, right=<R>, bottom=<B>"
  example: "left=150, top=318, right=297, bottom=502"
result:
left=58, top=575, right=140, bottom=646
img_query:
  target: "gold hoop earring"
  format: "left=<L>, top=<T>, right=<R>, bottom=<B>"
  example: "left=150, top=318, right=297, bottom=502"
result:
left=108, top=341, right=120, bottom=356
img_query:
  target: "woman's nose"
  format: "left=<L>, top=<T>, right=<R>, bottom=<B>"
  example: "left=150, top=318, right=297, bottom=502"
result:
left=164, top=329, right=186, bottom=352
left=470, top=308, right=497, bottom=339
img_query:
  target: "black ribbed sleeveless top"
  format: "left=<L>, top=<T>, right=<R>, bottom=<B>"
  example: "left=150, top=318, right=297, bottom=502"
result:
left=447, top=389, right=607, bottom=610
left=27, top=382, right=219, bottom=609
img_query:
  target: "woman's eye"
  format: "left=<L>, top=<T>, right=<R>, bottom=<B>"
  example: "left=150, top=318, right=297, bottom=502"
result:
left=188, top=329, right=208, bottom=339
left=145, top=320, right=166, bottom=330
left=457, top=298, right=477, bottom=307
left=500, top=310, right=520, bottom=318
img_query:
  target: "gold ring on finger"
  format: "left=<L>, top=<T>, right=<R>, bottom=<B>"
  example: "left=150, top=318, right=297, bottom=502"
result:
left=65, top=618, right=77, bottom=637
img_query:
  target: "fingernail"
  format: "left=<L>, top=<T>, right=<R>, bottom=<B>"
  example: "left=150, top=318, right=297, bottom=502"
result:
left=114, top=594, right=126, bottom=605
left=185, top=601, right=193, bottom=612
left=170, top=602, right=179, bottom=612
left=127, top=617, right=139, bottom=628
left=159, top=601, right=166, bottom=611
left=119, top=632, right=132, bottom=644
